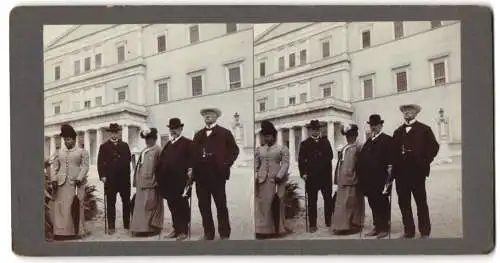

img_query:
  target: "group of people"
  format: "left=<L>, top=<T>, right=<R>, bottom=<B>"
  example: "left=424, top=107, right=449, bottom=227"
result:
left=254, top=103, right=439, bottom=239
left=48, top=107, right=239, bottom=241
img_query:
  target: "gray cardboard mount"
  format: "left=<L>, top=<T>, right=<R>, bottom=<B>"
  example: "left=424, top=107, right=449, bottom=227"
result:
left=10, top=5, right=494, bottom=256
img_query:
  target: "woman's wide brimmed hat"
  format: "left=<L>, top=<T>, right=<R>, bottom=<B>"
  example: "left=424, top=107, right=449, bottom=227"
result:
left=260, top=120, right=277, bottom=136
left=399, top=104, right=422, bottom=114
left=60, top=124, right=77, bottom=138
left=341, top=123, right=359, bottom=136
left=200, top=107, right=222, bottom=117
left=106, top=123, right=122, bottom=132
left=140, top=127, right=158, bottom=139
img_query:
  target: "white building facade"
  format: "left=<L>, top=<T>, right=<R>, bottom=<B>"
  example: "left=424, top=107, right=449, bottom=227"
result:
left=44, top=24, right=255, bottom=166
left=254, top=21, right=462, bottom=169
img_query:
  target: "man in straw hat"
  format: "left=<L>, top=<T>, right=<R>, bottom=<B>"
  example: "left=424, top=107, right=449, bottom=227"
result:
left=392, top=104, right=439, bottom=239
left=156, top=118, right=194, bottom=241
left=357, top=114, right=396, bottom=239
left=298, top=120, right=334, bottom=233
left=50, top=124, right=90, bottom=240
left=97, top=123, right=133, bottom=235
left=192, top=107, right=239, bottom=240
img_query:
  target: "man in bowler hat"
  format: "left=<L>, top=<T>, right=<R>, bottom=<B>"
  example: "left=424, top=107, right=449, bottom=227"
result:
left=97, top=123, right=133, bottom=234
left=392, top=104, right=439, bottom=239
left=156, top=118, right=194, bottom=241
left=298, top=120, right=334, bottom=232
left=192, top=107, right=239, bottom=240
left=357, top=114, right=396, bottom=238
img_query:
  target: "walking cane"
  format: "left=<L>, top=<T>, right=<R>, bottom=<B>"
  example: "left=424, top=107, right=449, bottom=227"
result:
left=388, top=186, right=393, bottom=240
left=304, top=183, right=309, bottom=233
left=104, top=191, right=107, bottom=235
left=188, top=190, right=192, bottom=240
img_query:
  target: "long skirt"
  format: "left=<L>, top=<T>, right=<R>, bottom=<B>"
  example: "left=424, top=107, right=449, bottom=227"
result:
left=332, top=185, right=365, bottom=231
left=255, top=179, right=287, bottom=235
left=52, top=181, right=86, bottom=237
left=130, top=187, right=164, bottom=233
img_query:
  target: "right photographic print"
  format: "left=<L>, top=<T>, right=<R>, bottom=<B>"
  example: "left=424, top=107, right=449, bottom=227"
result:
left=253, top=21, right=462, bottom=240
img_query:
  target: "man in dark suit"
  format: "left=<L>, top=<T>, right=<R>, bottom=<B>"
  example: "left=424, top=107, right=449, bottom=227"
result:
left=298, top=120, right=334, bottom=232
left=97, top=123, right=132, bottom=235
left=192, top=107, right=239, bottom=240
left=357, top=114, right=396, bottom=239
left=156, top=118, right=194, bottom=241
left=392, top=104, right=439, bottom=239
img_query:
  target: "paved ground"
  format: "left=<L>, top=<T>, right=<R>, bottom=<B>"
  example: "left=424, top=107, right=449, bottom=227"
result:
left=76, top=166, right=254, bottom=242
left=276, top=158, right=463, bottom=240
left=63, top=157, right=461, bottom=242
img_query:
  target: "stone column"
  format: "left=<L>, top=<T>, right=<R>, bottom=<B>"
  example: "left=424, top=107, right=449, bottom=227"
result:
left=255, top=133, right=261, bottom=147
left=50, top=136, right=56, bottom=156
left=121, top=124, right=129, bottom=144
left=84, top=130, right=90, bottom=152
left=95, top=128, right=103, bottom=164
left=301, top=125, right=308, bottom=142
left=289, top=127, right=296, bottom=164
left=277, top=128, right=283, bottom=146
left=327, top=121, right=336, bottom=162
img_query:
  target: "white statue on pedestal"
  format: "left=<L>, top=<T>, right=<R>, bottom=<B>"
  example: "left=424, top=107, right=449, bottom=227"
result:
left=435, top=108, right=452, bottom=164
left=232, top=112, right=248, bottom=167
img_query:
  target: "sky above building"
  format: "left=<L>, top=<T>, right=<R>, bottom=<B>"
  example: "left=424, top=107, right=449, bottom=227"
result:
left=43, top=24, right=275, bottom=47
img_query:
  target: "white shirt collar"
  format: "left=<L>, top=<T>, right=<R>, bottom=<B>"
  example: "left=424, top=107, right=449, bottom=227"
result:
left=405, top=119, right=417, bottom=125
left=311, top=135, right=320, bottom=141
left=371, top=131, right=383, bottom=141
left=171, top=135, right=183, bottom=144
left=206, top=123, right=217, bottom=129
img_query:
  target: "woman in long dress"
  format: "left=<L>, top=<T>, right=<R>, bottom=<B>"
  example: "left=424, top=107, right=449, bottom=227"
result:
left=130, top=127, right=164, bottom=236
left=255, top=121, right=290, bottom=239
left=50, top=124, right=90, bottom=240
left=332, top=124, right=365, bottom=235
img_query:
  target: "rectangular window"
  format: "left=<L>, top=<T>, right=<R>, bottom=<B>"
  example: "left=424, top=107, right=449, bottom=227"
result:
left=431, top=20, right=442, bottom=29
left=158, top=81, right=169, bottom=103
left=74, top=60, right=80, bottom=75
left=396, top=70, right=408, bottom=92
left=323, top=87, right=332, bottom=98
left=259, top=101, right=266, bottom=112
left=433, top=61, right=446, bottom=85
left=322, top=41, right=330, bottom=58
left=278, top=56, right=285, bottom=71
left=259, top=62, right=266, bottom=77
left=394, top=21, right=404, bottom=39
left=189, top=25, right=199, bottom=43
left=228, top=66, right=242, bottom=89
left=84, top=100, right=91, bottom=109
left=289, top=96, right=296, bottom=105
left=300, top=49, right=307, bottom=65
left=363, top=78, right=374, bottom=99
left=299, top=92, right=307, bottom=103
left=84, top=57, right=91, bottom=72
left=289, top=53, right=296, bottom=68
left=117, top=90, right=126, bottom=102
left=95, top=54, right=102, bottom=68
left=117, top=45, right=125, bottom=63
left=157, top=34, right=166, bottom=53
left=226, top=23, right=237, bottom=33
left=191, top=75, right=203, bottom=96
left=95, top=96, right=102, bottom=106
left=362, top=30, right=371, bottom=48
left=54, top=105, right=60, bottom=115
left=54, top=66, right=61, bottom=80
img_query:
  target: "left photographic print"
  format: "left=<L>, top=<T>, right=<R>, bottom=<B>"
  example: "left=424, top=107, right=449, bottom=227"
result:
left=43, top=24, right=255, bottom=242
